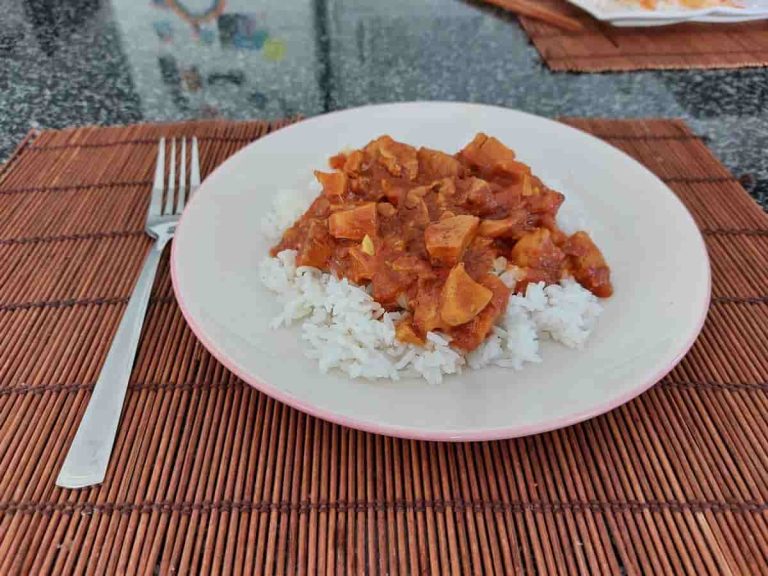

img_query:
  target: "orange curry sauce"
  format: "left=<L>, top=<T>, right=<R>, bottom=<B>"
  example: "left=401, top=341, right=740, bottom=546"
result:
left=272, top=134, right=612, bottom=352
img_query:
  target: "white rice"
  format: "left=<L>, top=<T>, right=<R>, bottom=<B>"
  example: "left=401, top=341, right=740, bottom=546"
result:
left=259, top=250, right=464, bottom=384
left=259, top=177, right=320, bottom=244
left=259, top=181, right=603, bottom=384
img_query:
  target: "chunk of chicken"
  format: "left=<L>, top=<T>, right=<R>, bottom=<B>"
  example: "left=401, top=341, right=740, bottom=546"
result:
left=450, top=274, right=510, bottom=351
left=462, top=236, right=496, bottom=280
left=296, top=219, right=333, bottom=268
left=418, top=147, right=461, bottom=179
left=478, top=209, right=529, bottom=239
left=377, top=202, right=396, bottom=218
left=510, top=228, right=564, bottom=270
left=329, top=153, right=346, bottom=170
left=521, top=174, right=536, bottom=197
left=314, top=170, right=347, bottom=198
left=459, top=133, right=513, bottom=166
left=328, top=203, right=377, bottom=240
left=367, top=136, right=419, bottom=179
left=440, top=263, right=493, bottom=327
left=271, top=197, right=330, bottom=256
left=413, top=280, right=444, bottom=334
left=433, top=178, right=456, bottom=210
left=392, top=253, right=431, bottom=277
left=459, top=133, right=530, bottom=176
left=433, top=178, right=456, bottom=196
left=395, top=317, right=426, bottom=346
left=465, top=178, right=498, bottom=217
left=424, top=215, right=479, bottom=266
left=509, top=228, right=566, bottom=290
left=381, top=179, right=405, bottom=206
left=329, top=151, right=364, bottom=175
left=401, top=196, right=431, bottom=229
left=404, top=186, right=429, bottom=206
left=343, top=150, right=364, bottom=174
left=564, top=231, right=613, bottom=297
left=344, top=245, right=376, bottom=283
left=347, top=176, right=372, bottom=198
left=371, top=262, right=405, bottom=309
left=525, top=188, right=564, bottom=220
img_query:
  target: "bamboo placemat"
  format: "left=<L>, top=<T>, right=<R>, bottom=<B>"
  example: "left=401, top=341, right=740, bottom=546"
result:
left=1, top=117, right=767, bottom=575
left=515, top=0, right=768, bottom=72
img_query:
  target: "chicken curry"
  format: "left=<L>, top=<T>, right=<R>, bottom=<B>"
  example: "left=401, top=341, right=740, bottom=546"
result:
left=271, top=134, right=612, bottom=352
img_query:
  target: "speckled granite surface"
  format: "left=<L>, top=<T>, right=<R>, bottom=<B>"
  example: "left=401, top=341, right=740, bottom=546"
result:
left=2, top=0, right=766, bottom=206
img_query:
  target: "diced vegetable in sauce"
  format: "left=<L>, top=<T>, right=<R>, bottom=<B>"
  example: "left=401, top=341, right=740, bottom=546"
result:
left=271, top=133, right=613, bottom=352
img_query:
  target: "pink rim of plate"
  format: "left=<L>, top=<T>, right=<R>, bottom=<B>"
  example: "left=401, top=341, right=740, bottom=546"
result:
left=170, top=110, right=712, bottom=442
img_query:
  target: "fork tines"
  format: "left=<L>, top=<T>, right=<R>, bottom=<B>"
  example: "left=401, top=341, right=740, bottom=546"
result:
left=149, top=137, right=200, bottom=218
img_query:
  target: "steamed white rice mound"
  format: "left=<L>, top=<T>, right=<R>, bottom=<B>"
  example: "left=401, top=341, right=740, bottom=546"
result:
left=258, top=175, right=603, bottom=384
left=259, top=250, right=602, bottom=384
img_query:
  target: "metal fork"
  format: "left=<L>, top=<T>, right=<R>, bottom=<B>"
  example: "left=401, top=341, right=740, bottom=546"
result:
left=57, top=137, right=200, bottom=489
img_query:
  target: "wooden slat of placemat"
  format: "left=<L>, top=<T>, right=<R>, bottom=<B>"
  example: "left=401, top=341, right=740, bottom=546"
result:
left=1, top=119, right=768, bottom=575
left=514, top=0, right=768, bottom=72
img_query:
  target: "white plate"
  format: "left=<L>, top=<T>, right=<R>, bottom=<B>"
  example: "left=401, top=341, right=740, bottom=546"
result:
left=567, top=0, right=768, bottom=25
left=171, top=102, right=710, bottom=441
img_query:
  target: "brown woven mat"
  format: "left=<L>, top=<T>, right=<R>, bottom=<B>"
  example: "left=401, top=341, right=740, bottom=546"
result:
left=516, top=0, right=768, bottom=72
left=1, top=117, right=767, bottom=575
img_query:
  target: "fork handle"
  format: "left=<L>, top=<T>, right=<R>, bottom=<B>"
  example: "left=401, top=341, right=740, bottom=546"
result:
left=57, top=237, right=169, bottom=489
